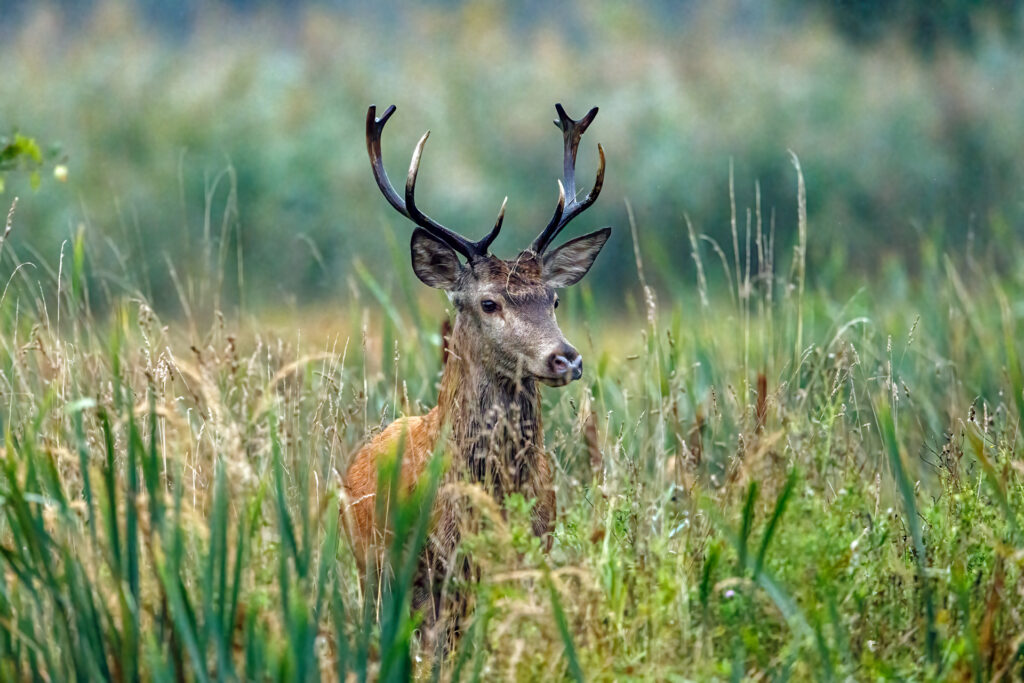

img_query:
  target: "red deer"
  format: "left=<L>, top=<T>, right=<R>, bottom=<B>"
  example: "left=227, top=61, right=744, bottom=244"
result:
left=344, top=102, right=609, bottom=642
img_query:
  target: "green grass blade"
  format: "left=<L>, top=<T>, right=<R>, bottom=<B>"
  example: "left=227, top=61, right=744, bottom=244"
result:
left=877, top=402, right=938, bottom=666
left=737, top=480, right=758, bottom=572
left=755, top=469, right=796, bottom=575
left=98, top=410, right=122, bottom=582
left=546, top=572, right=584, bottom=683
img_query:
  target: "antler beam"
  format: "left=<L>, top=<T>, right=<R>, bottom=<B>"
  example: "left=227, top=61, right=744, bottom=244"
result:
left=366, top=104, right=503, bottom=260
left=531, top=104, right=606, bottom=255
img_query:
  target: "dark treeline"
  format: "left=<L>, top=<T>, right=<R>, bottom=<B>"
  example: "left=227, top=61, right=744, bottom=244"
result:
left=4, top=0, right=1020, bottom=47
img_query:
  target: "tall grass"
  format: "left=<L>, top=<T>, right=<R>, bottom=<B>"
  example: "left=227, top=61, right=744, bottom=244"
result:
left=1, top=158, right=1023, bottom=681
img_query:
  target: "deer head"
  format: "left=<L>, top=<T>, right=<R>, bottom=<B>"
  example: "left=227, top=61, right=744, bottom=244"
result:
left=366, top=103, right=610, bottom=386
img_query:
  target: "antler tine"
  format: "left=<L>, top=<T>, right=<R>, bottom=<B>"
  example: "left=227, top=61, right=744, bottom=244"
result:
left=531, top=104, right=606, bottom=254
left=403, top=131, right=449, bottom=239
left=562, top=142, right=605, bottom=225
left=532, top=180, right=566, bottom=254
left=366, top=104, right=484, bottom=259
left=476, top=196, right=507, bottom=254
left=556, top=103, right=598, bottom=201
left=366, top=105, right=404, bottom=214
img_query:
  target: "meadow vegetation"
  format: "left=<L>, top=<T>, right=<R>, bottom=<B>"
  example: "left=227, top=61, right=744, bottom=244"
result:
left=1, top=162, right=1023, bottom=679
left=2, top=2, right=1024, bottom=680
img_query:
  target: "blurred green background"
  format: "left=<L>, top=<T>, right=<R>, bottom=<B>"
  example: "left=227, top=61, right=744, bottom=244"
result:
left=2, top=0, right=1023, bottom=314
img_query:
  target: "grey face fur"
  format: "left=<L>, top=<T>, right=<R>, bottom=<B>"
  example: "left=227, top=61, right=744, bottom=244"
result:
left=411, top=227, right=611, bottom=386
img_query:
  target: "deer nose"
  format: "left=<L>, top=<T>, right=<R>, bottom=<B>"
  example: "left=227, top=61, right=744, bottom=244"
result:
left=549, top=347, right=583, bottom=381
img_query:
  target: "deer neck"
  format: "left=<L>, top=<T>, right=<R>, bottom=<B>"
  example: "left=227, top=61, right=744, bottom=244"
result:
left=435, top=319, right=543, bottom=495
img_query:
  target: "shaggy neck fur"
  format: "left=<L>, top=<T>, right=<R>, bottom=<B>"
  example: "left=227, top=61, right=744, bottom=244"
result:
left=433, top=315, right=544, bottom=499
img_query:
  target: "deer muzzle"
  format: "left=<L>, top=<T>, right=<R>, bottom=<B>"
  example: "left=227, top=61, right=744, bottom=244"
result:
left=547, top=346, right=583, bottom=384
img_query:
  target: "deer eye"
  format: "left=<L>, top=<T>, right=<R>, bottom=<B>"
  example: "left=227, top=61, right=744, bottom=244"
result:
left=480, top=299, right=499, bottom=313
left=553, top=297, right=560, bottom=309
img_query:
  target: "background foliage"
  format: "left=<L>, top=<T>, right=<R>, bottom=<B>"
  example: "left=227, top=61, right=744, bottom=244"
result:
left=2, top=0, right=1024, bottom=312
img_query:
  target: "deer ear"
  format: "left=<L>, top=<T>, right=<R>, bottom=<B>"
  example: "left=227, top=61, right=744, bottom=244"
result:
left=411, top=228, right=463, bottom=289
left=542, top=227, right=611, bottom=288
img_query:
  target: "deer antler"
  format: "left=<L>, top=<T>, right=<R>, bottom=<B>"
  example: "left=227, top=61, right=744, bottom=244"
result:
left=366, top=104, right=503, bottom=260
left=531, top=104, right=606, bottom=255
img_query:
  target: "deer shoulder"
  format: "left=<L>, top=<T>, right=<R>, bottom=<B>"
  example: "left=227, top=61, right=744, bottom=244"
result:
left=343, top=408, right=443, bottom=559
